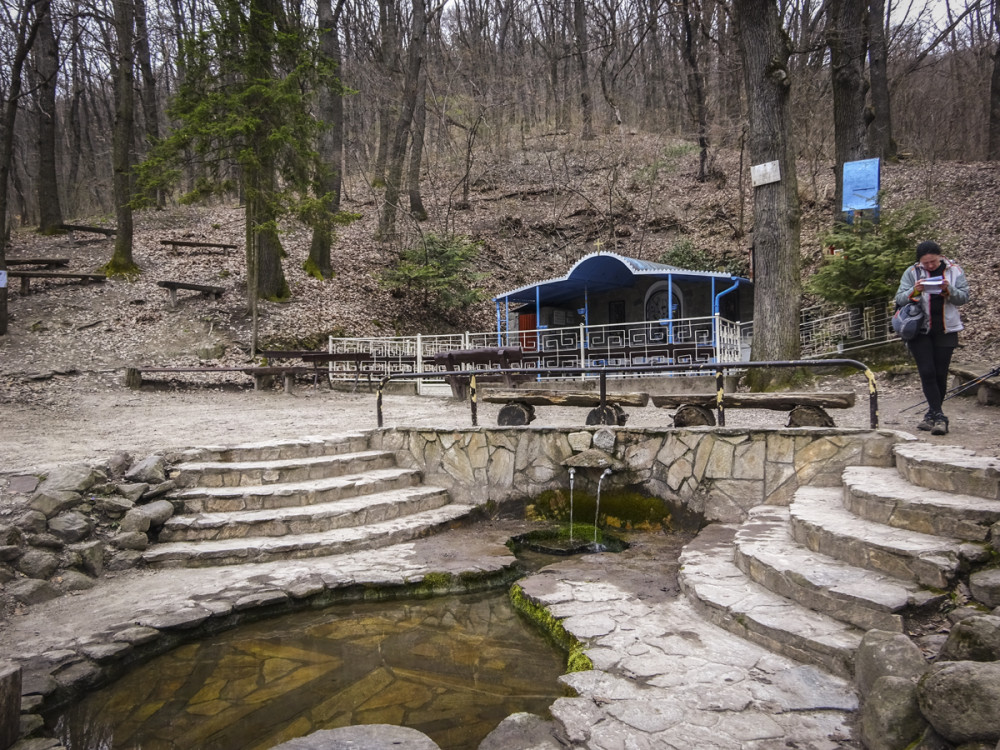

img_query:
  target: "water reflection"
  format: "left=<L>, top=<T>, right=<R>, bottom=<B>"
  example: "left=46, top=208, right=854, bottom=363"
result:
left=53, top=591, right=567, bottom=750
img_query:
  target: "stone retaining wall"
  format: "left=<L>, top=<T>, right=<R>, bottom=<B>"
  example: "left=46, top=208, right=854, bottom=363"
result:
left=371, top=427, right=908, bottom=523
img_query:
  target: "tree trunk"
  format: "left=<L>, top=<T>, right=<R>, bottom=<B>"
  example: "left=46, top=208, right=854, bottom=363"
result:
left=681, top=0, right=708, bottom=181
left=306, top=0, right=346, bottom=280
left=732, top=0, right=802, bottom=387
left=34, top=0, right=64, bottom=234
left=378, top=0, right=427, bottom=241
left=573, top=0, right=594, bottom=139
left=867, top=0, right=895, bottom=160
left=134, top=0, right=164, bottom=207
left=989, top=4, right=1000, bottom=160
left=246, top=0, right=289, bottom=301
left=826, top=0, right=869, bottom=216
left=407, top=56, right=429, bottom=221
left=107, top=0, right=138, bottom=275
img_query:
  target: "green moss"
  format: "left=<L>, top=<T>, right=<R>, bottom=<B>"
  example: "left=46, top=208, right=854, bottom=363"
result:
left=100, top=259, right=140, bottom=278
left=509, top=583, right=594, bottom=674
left=301, top=256, right=335, bottom=281
left=529, top=488, right=672, bottom=532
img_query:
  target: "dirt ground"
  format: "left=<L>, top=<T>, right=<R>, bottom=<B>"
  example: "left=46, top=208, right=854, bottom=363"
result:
left=2, top=364, right=999, bottom=476
left=1, top=227, right=999, bottom=472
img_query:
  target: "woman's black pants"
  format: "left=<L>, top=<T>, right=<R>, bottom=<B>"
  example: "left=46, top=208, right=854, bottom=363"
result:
left=907, top=334, right=956, bottom=415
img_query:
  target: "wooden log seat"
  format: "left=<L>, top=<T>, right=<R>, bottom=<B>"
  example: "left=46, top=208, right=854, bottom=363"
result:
left=126, top=366, right=249, bottom=390
left=300, top=351, right=379, bottom=391
left=156, top=280, right=225, bottom=309
left=5, top=258, right=70, bottom=269
left=8, top=270, right=106, bottom=295
left=482, top=388, right=650, bottom=426
left=126, top=365, right=315, bottom=393
left=159, top=239, right=238, bottom=253
left=950, top=366, right=1000, bottom=407
left=651, top=391, right=856, bottom=428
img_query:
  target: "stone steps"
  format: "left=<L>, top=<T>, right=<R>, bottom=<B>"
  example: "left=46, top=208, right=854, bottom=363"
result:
left=144, top=503, right=475, bottom=567
left=893, top=442, right=1000, bottom=500
left=158, top=486, right=452, bottom=542
left=146, top=434, right=471, bottom=568
left=174, top=433, right=371, bottom=464
left=734, top=505, right=944, bottom=633
left=843, top=465, right=1000, bottom=541
left=171, top=450, right=396, bottom=488
left=789, top=486, right=987, bottom=589
left=170, top=467, right=424, bottom=514
left=680, top=524, right=862, bottom=679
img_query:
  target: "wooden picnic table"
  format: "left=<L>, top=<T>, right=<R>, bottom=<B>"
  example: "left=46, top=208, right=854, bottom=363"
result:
left=6, top=258, right=70, bottom=269
left=8, top=270, right=106, bottom=295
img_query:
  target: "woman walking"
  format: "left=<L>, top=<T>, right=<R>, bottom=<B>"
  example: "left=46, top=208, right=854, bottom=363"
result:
left=894, top=240, right=970, bottom=435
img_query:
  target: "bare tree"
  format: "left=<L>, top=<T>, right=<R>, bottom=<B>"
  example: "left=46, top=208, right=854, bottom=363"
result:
left=826, top=0, right=869, bottom=215
left=34, top=0, right=64, bottom=233
left=732, top=0, right=802, bottom=385
left=573, top=0, right=595, bottom=138
left=867, top=0, right=896, bottom=159
left=989, top=0, right=1000, bottom=159
left=105, top=0, right=138, bottom=274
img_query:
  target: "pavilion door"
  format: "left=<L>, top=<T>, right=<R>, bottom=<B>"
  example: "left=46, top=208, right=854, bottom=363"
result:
left=518, top=313, right=538, bottom=351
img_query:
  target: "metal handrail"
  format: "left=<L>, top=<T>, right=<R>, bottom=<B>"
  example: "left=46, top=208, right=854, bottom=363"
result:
left=376, top=359, right=879, bottom=429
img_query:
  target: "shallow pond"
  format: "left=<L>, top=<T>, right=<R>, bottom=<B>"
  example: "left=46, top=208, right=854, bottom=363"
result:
left=51, top=590, right=567, bottom=750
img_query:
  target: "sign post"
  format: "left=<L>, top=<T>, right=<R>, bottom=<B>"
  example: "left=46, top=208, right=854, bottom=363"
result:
left=842, top=158, right=880, bottom=222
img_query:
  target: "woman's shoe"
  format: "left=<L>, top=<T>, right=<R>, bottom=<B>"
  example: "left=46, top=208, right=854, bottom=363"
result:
left=917, top=411, right=935, bottom=431
left=931, top=414, right=949, bottom=435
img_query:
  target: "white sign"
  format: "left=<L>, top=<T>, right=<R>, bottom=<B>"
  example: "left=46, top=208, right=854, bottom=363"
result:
left=750, top=160, right=781, bottom=187
left=0, top=270, right=7, bottom=288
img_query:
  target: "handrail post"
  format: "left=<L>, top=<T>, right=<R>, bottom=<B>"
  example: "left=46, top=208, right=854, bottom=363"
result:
left=470, top=373, right=478, bottom=426
left=864, top=366, right=879, bottom=429
left=600, top=371, right=607, bottom=411
left=715, top=368, right=725, bottom=426
left=377, top=376, right=389, bottom=428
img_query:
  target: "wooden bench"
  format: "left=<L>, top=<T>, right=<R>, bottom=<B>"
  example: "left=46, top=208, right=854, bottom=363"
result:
left=160, top=239, right=238, bottom=254
left=8, top=270, right=106, bottom=295
left=60, top=223, right=115, bottom=236
left=156, top=280, right=225, bottom=309
left=950, top=366, right=1000, bottom=406
left=125, top=364, right=313, bottom=393
left=650, top=391, right=857, bottom=427
left=6, top=258, right=70, bottom=269
left=482, top=388, right=650, bottom=426
left=432, top=347, right=525, bottom=400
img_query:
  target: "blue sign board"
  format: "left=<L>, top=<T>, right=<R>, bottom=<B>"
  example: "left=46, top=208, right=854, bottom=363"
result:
left=842, top=158, right=880, bottom=212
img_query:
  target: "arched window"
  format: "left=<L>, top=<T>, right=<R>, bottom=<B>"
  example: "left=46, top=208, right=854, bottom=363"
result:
left=643, top=281, right=684, bottom=322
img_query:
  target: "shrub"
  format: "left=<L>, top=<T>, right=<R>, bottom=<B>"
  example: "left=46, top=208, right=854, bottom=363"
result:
left=807, top=201, right=939, bottom=307
left=658, top=239, right=749, bottom=278
left=380, top=233, right=487, bottom=312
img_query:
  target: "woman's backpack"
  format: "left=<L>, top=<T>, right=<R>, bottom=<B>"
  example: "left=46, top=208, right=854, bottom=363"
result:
left=892, top=301, right=925, bottom=341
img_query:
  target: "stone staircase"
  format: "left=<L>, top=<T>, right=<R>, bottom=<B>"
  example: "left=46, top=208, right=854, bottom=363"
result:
left=142, top=433, right=475, bottom=568
left=680, top=441, right=1000, bottom=679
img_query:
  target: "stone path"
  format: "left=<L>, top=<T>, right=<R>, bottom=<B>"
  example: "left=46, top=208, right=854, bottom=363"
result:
left=4, top=524, right=861, bottom=750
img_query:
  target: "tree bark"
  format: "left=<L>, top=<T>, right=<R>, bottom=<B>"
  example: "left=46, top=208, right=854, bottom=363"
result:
left=107, top=0, right=138, bottom=274
left=867, top=0, right=895, bottom=160
left=826, top=0, right=869, bottom=216
left=34, top=0, right=64, bottom=233
left=307, top=0, right=347, bottom=279
left=732, top=0, right=802, bottom=386
left=407, top=55, right=429, bottom=221
left=573, top=0, right=594, bottom=139
left=134, top=0, right=163, bottom=207
left=989, top=3, right=1000, bottom=160
left=378, top=0, right=428, bottom=240
left=681, top=0, right=708, bottom=181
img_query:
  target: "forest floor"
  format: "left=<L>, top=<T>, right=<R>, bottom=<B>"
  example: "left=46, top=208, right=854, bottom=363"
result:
left=2, top=135, right=1000, bottom=470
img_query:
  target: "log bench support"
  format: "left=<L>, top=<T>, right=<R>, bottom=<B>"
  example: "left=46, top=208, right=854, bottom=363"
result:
left=159, top=239, right=237, bottom=254
left=156, top=280, right=225, bottom=310
left=482, top=388, right=650, bottom=426
left=650, top=391, right=857, bottom=427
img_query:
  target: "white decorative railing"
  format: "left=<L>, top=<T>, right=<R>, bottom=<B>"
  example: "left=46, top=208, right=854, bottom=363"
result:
left=325, top=300, right=895, bottom=387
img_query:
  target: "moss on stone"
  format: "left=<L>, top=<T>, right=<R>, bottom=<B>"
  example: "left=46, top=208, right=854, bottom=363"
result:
left=529, top=488, right=673, bottom=532
left=509, top=583, right=594, bottom=674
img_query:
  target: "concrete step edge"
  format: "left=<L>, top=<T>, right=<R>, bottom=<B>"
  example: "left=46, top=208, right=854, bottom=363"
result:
left=893, top=442, right=1000, bottom=501
left=171, top=451, right=395, bottom=488
left=735, top=505, right=941, bottom=632
left=160, top=487, right=452, bottom=541
left=790, top=487, right=977, bottom=588
left=680, top=524, right=862, bottom=680
left=143, top=504, right=475, bottom=567
left=175, top=433, right=371, bottom=463
left=843, top=465, right=1000, bottom=541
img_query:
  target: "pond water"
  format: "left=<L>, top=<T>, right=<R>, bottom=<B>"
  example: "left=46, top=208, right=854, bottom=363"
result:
left=51, top=590, right=567, bottom=750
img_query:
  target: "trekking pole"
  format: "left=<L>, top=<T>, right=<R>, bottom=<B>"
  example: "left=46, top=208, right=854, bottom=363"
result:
left=901, top=364, right=1000, bottom=413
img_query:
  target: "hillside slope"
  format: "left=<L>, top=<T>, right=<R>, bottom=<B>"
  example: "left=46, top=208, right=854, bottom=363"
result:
left=2, top=136, right=998, bottom=391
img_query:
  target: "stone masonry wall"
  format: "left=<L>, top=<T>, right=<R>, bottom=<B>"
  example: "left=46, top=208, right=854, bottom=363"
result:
left=370, top=426, right=907, bottom=523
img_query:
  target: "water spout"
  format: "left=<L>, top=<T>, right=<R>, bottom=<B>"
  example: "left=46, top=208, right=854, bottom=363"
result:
left=567, top=467, right=576, bottom=542
left=594, top=468, right=612, bottom=545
